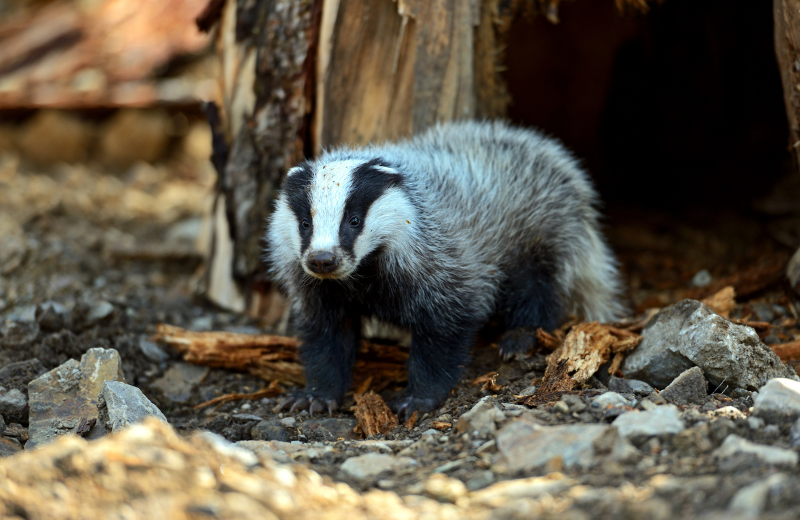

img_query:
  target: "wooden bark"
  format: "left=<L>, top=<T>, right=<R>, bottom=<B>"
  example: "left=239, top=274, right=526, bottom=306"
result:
left=204, top=0, right=512, bottom=320
left=775, top=0, right=800, bottom=169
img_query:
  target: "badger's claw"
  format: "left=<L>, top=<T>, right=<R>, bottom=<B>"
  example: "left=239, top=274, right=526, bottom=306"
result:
left=393, top=395, right=438, bottom=423
left=280, top=392, right=339, bottom=416
left=497, top=329, right=537, bottom=361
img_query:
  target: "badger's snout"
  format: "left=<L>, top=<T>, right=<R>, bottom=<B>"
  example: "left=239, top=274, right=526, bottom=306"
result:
left=306, top=250, right=339, bottom=275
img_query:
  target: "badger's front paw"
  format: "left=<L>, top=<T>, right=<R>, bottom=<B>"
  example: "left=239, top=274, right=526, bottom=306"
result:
left=280, top=392, right=339, bottom=416
left=393, top=395, right=439, bottom=423
left=497, top=328, right=537, bottom=361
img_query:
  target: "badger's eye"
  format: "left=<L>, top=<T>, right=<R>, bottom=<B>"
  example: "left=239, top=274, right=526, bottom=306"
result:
left=349, top=216, right=361, bottom=227
left=301, top=218, right=311, bottom=229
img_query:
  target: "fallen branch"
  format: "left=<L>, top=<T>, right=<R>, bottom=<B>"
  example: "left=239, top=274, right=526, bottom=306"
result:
left=152, top=324, right=409, bottom=392
left=770, top=340, right=800, bottom=363
left=194, top=381, right=283, bottom=410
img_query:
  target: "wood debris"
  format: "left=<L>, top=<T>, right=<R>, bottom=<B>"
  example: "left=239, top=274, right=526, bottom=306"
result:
left=152, top=324, right=409, bottom=391
left=683, top=253, right=789, bottom=301
left=404, top=411, right=418, bottom=430
left=470, top=372, right=503, bottom=393
left=351, top=391, right=399, bottom=437
left=701, top=285, right=736, bottom=317
left=194, top=381, right=283, bottom=410
left=770, top=340, right=800, bottom=363
left=430, top=421, right=452, bottom=431
left=520, top=322, right=642, bottom=407
left=536, top=328, right=564, bottom=351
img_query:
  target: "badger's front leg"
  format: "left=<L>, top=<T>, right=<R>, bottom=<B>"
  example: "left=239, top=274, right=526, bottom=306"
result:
left=282, top=308, right=359, bottom=415
left=395, top=325, right=477, bottom=423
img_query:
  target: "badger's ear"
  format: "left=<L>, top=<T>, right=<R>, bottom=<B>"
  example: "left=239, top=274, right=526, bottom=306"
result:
left=372, top=165, right=400, bottom=175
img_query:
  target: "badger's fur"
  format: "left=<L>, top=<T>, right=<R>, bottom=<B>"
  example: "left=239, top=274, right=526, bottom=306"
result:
left=267, top=121, right=624, bottom=419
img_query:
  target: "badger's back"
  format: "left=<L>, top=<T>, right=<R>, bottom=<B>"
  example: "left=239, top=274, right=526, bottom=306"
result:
left=371, top=121, right=624, bottom=322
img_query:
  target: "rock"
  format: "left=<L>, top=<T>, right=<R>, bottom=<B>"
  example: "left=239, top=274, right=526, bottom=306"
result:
left=279, top=416, right=297, bottom=428
left=0, top=358, right=46, bottom=394
left=251, top=420, right=289, bottom=442
left=465, top=470, right=495, bottom=491
left=494, top=420, right=609, bottom=472
left=728, top=473, right=787, bottom=518
left=612, top=405, right=685, bottom=442
left=35, top=302, right=67, bottom=331
left=608, top=376, right=655, bottom=396
left=0, top=321, right=39, bottom=347
left=455, top=396, right=505, bottom=438
left=788, top=246, right=800, bottom=295
left=470, top=475, right=576, bottom=507
left=592, top=392, right=630, bottom=409
left=0, top=388, right=27, bottom=424
left=28, top=349, right=125, bottom=449
left=151, top=363, right=209, bottom=403
left=660, top=367, right=708, bottom=405
left=138, top=337, right=170, bottom=363
left=340, top=453, right=415, bottom=482
left=708, top=406, right=746, bottom=421
left=713, top=434, right=798, bottom=470
left=197, top=431, right=259, bottom=467
left=751, top=378, right=800, bottom=423
left=0, top=436, right=22, bottom=457
left=97, top=381, right=167, bottom=433
left=790, top=418, right=800, bottom=447
left=621, top=300, right=798, bottom=390
left=301, top=417, right=358, bottom=441
left=423, top=474, right=467, bottom=502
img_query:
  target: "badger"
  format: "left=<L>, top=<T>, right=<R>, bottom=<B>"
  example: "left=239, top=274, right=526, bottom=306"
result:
left=266, top=120, right=624, bottom=420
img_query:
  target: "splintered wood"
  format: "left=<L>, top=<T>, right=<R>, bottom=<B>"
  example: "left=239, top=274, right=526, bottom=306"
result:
left=701, top=286, right=736, bottom=317
left=152, top=324, right=409, bottom=392
left=351, top=391, right=399, bottom=437
left=520, top=322, right=642, bottom=407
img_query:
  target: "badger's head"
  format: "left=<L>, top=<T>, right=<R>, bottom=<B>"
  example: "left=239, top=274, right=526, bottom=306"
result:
left=268, top=158, right=416, bottom=281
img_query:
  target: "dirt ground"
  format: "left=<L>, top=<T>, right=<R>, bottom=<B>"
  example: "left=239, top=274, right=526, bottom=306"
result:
left=2, top=143, right=800, bottom=518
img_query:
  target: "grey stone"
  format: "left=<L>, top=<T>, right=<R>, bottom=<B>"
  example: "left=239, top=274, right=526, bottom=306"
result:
left=494, top=420, right=609, bottom=472
left=340, top=453, right=415, bottom=482
left=455, top=396, right=505, bottom=438
left=592, top=391, right=630, bottom=409
left=251, top=420, right=289, bottom=442
left=279, top=416, right=296, bottom=428
left=470, top=475, right=576, bottom=507
left=151, top=363, right=208, bottom=403
left=0, top=436, right=21, bottom=457
left=0, top=388, right=27, bottom=424
left=302, top=417, right=358, bottom=441
left=691, top=269, right=712, bottom=287
left=791, top=418, right=800, bottom=447
left=28, top=348, right=125, bottom=449
left=138, top=337, right=169, bottom=363
left=660, top=366, right=708, bottom=405
left=612, top=405, right=685, bottom=442
left=729, top=474, right=788, bottom=518
left=84, top=301, right=115, bottom=325
left=752, top=378, right=800, bottom=423
left=465, top=471, right=495, bottom=491
left=0, top=358, right=46, bottom=394
left=713, top=434, right=798, bottom=470
left=97, top=380, right=167, bottom=433
left=35, top=302, right=67, bottom=331
left=621, top=300, right=798, bottom=390
left=788, top=246, right=800, bottom=295
left=747, top=416, right=766, bottom=430
left=198, top=431, right=258, bottom=467
left=749, top=302, right=775, bottom=323
left=0, top=321, right=39, bottom=347
left=608, top=376, right=655, bottom=396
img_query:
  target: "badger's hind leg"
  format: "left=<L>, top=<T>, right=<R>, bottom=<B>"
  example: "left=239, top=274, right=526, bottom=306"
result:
left=497, top=259, right=564, bottom=360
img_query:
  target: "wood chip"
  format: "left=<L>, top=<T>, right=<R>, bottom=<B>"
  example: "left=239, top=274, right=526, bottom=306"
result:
left=536, top=328, right=564, bottom=351
left=701, top=285, right=736, bottom=317
left=519, top=322, right=643, bottom=407
left=351, top=391, right=398, bottom=437
left=471, top=372, right=503, bottom=392
left=430, top=421, right=452, bottom=431
left=404, top=411, right=418, bottom=430
left=194, top=381, right=283, bottom=410
left=770, top=340, right=800, bottom=363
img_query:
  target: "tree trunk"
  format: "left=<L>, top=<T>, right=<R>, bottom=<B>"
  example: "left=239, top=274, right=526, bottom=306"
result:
left=775, top=0, right=800, bottom=170
left=202, top=0, right=512, bottom=323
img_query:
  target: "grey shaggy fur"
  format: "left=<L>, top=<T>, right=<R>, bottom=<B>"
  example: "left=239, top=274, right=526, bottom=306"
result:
left=266, top=120, right=624, bottom=418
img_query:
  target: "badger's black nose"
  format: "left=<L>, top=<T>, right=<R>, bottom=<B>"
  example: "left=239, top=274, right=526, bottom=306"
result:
left=307, top=251, right=339, bottom=274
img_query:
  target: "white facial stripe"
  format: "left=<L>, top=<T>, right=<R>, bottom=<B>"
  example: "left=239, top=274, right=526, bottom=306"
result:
left=308, top=159, right=364, bottom=252
left=353, top=187, right=416, bottom=261
left=285, top=166, right=304, bottom=177
left=373, top=165, right=399, bottom=175
left=268, top=197, right=302, bottom=258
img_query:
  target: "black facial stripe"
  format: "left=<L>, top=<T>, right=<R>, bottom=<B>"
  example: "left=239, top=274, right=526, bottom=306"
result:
left=339, top=158, right=404, bottom=256
left=282, top=163, right=314, bottom=253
